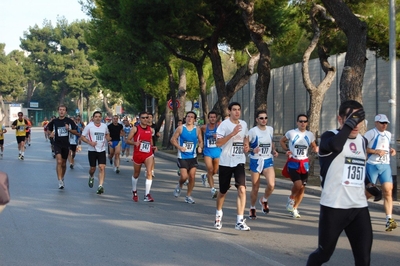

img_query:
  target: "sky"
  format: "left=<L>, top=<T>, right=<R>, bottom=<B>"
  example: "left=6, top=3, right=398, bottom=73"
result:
left=0, top=0, right=89, bottom=54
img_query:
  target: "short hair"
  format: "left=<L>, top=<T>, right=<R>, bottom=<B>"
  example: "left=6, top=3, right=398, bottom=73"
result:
left=139, top=111, right=148, bottom=117
left=92, top=111, right=102, bottom=117
left=58, top=105, right=67, bottom=111
left=228, top=102, right=241, bottom=111
left=208, top=111, right=218, bottom=118
left=256, top=110, right=267, bottom=118
left=297, top=114, right=308, bottom=121
left=339, top=100, right=364, bottom=118
left=147, top=113, right=153, bottom=117
left=186, top=111, right=197, bottom=119
left=18, top=112, right=23, bottom=116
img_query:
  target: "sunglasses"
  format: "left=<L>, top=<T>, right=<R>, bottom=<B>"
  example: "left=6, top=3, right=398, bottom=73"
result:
left=141, top=117, right=148, bottom=119
left=258, top=117, right=268, bottom=120
left=378, top=122, right=388, bottom=125
left=298, top=120, right=308, bottom=123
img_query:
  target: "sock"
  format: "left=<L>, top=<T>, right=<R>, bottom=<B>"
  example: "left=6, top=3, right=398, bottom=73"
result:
left=145, top=179, right=152, bottom=195
left=386, top=215, right=392, bottom=221
left=250, top=206, right=256, bottom=209
left=263, top=197, right=268, bottom=202
left=216, top=209, right=223, bottom=218
left=237, top=215, right=244, bottom=224
left=21, top=152, right=24, bottom=156
left=131, top=176, right=138, bottom=191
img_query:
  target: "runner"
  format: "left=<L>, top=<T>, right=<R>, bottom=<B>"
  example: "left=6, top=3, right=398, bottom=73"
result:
left=280, top=114, right=318, bottom=218
left=214, top=102, right=250, bottom=231
left=68, top=117, right=78, bottom=169
left=108, top=115, right=124, bottom=173
left=248, top=110, right=278, bottom=219
left=0, top=122, right=7, bottom=158
left=200, top=111, right=221, bottom=199
left=307, top=100, right=371, bottom=266
left=46, top=105, right=78, bottom=189
left=75, top=115, right=85, bottom=152
left=126, top=111, right=157, bottom=201
left=42, top=117, right=49, bottom=141
left=171, top=112, right=203, bottom=204
left=80, top=111, right=111, bottom=195
left=11, top=112, right=30, bottom=160
left=121, top=118, right=132, bottom=162
left=364, top=114, right=397, bottom=231
left=24, top=117, right=32, bottom=147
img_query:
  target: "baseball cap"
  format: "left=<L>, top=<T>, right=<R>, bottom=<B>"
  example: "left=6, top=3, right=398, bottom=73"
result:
left=374, top=114, right=390, bottom=123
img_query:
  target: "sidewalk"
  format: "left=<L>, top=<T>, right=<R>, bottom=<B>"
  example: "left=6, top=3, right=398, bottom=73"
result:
left=156, top=150, right=400, bottom=215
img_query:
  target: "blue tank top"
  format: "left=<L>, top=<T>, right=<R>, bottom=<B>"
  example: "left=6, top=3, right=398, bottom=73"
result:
left=178, top=125, right=198, bottom=159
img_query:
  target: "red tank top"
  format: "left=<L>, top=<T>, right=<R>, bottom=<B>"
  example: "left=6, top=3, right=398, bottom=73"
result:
left=133, top=125, right=153, bottom=155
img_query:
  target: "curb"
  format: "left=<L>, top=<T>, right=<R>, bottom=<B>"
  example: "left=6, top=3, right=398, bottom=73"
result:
left=156, top=150, right=400, bottom=215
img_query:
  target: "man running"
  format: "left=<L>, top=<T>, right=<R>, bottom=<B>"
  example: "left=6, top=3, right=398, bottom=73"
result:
left=280, top=114, right=318, bottom=218
left=68, top=117, right=78, bottom=169
left=248, top=110, right=278, bottom=219
left=171, top=111, right=203, bottom=204
left=75, top=115, right=85, bottom=152
left=126, top=111, right=157, bottom=202
left=307, top=100, right=371, bottom=266
left=11, top=112, right=30, bottom=160
left=80, top=111, right=111, bottom=195
left=121, top=118, right=132, bottom=162
left=214, top=102, right=250, bottom=231
left=200, top=111, right=221, bottom=199
left=364, top=114, right=397, bottom=231
left=108, top=115, right=124, bottom=173
left=0, top=122, right=7, bottom=158
left=42, top=117, right=49, bottom=141
left=46, top=105, right=78, bottom=189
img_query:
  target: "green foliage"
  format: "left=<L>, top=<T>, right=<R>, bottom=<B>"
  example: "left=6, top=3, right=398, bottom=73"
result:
left=0, top=47, right=25, bottom=99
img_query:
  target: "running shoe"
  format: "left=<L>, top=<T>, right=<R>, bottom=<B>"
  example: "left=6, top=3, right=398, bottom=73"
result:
left=70, top=164, right=74, bottom=169
left=151, top=170, right=155, bottom=178
left=109, top=158, right=113, bottom=165
left=58, top=180, right=64, bottom=189
left=249, top=208, right=257, bottom=220
left=211, top=187, right=218, bottom=199
left=144, top=194, right=154, bottom=202
left=235, top=219, right=250, bottom=231
left=18, top=154, right=22, bottom=160
left=292, top=209, right=301, bottom=218
left=183, top=179, right=188, bottom=186
left=259, top=198, right=270, bottom=214
left=173, top=184, right=181, bottom=197
left=214, top=215, right=222, bottom=230
left=96, top=185, right=104, bottom=194
left=177, top=169, right=180, bottom=177
left=201, top=173, right=208, bottom=187
left=386, top=218, right=398, bottom=232
left=116, top=167, right=120, bottom=174
left=88, top=176, right=94, bottom=188
left=28, top=143, right=31, bottom=146
left=185, top=196, right=195, bottom=204
left=20, top=155, right=24, bottom=160
left=132, top=190, right=138, bottom=202
left=286, top=197, right=295, bottom=212
left=0, top=154, right=3, bottom=159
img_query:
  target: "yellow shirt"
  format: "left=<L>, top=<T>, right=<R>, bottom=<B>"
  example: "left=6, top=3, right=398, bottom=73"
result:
left=15, top=120, right=27, bottom=137
left=0, top=123, right=4, bottom=140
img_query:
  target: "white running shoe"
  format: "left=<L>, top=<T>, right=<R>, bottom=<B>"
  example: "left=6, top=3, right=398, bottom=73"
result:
left=235, top=219, right=250, bottom=231
left=58, top=180, right=64, bottom=189
left=185, top=196, right=195, bottom=204
left=286, top=197, right=295, bottom=212
left=201, top=173, right=208, bottom=187
left=292, top=209, right=301, bottom=218
left=211, top=187, right=218, bottom=199
left=173, top=184, right=181, bottom=197
left=214, top=215, right=222, bottom=230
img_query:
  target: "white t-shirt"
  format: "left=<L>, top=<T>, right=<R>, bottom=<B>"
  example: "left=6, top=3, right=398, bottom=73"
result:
left=248, top=126, right=274, bottom=159
left=216, top=119, right=248, bottom=167
left=81, top=122, right=109, bottom=152
left=284, top=128, right=315, bottom=160
left=364, top=128, right=392, bottom=165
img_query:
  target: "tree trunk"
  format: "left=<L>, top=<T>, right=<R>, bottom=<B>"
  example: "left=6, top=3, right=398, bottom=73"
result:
left=85, top=95, right=90, bottom=124
left=321, top=0, right=367, bottom=104
left=177, top=67, right=187, bottom=120
left=25, top=80, right=39, bottom=107
left=237, top=0, right=271, bottom=124
left=103, top=96, right=113, bottom=117
left=59, top=87, right=69, bottom=105
left=0, top=95, right=8, bottom=123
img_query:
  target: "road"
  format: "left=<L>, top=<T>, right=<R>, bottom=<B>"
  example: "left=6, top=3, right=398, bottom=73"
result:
left=0, top=128, right=399, bottom=266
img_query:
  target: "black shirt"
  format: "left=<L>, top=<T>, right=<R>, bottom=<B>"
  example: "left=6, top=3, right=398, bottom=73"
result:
left=108, top=123, right=123, bottom=141
left=47, top=117, right=77, bottom=147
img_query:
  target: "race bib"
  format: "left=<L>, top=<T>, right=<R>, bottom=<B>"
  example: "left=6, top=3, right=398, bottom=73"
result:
left=183, top=141, right=194, bottom=152
left=207, top=136, right=217, bottom=148
left=377, top=152, right=389, bottom=163
left=57, top=127, right=68, bottom=137
left=231, top=142, right=244, bottom=156
left=139, top=141, right=151, bottom=153
left=293, top=144, right=308, bottom=159
left=18, top=126, right=25, bottom=132
left=342, top=157, right=366, bottom=187
left=258, top=143, right=270, bottom=155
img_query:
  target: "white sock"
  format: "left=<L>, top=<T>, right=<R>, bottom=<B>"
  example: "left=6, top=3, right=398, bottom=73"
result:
left=131, top=176, right=138, bottom=191
left=145, top=179, right=152, bottom=195
left=237, top=215, right=244, bottom=224
left=216, top=209, right=223, bottom=218
left=386, top=215, right=392, bottom=221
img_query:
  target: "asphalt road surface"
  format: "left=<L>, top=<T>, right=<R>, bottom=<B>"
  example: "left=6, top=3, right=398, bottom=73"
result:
left=0, top=128, right=399, bottom=266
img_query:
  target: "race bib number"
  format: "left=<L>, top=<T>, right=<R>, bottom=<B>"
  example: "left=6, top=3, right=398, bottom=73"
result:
left=377, top=152, right=389, bottom=163
left=259, top=143, right=270, bottom=155
left=293, top=144, right=308, bottom=159
left=57, top=127, right=68, bottom=137
left=207, top=136, right=217, bottom=148
left=183, top=141, right=194, bottom=152
left=18, top=126, right=25, bottom=132
left=139, top=141, right=151, bottom=153
left=231, top=142, right=244, bottom=156
left=342, top=157, right=366, bottom=187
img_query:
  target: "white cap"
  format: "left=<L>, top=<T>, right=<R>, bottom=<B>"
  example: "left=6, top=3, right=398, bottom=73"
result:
left=374, top=114, right=390, bottom=123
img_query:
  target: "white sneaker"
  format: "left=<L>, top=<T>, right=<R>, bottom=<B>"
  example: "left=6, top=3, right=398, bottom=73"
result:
left=201, top=173, right=208, bottom=187
left=173, top=184, right=181, bottom=197
left=185, top=196, right=195, bottom=204
left=214, top=215, right=222, bottom=230
left=286, top=197, right=295, bottom=212
left=211, top=188, right=218, bottom=199
left=235, top=219, right=250, bottom=231
left=58, top=180, right=64, bottom=189
left=292, top=209, right=301, bottom=218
